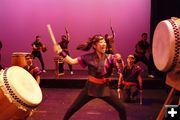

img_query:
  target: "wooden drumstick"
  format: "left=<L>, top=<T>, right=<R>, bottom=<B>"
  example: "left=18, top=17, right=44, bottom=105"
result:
left=140, top=91, right=142, bottom=105
left=47, top=24, right=57, bottom=45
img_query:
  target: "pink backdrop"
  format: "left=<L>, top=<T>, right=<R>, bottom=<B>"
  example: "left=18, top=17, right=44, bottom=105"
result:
left=0, top=0, right=151, bottom=70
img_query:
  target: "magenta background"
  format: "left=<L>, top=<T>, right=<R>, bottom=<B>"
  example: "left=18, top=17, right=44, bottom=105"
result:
left=0, top=0, right=151, bottom=70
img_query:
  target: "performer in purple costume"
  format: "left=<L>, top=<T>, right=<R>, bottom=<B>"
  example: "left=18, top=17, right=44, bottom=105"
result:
left=118, top=55, right=143, bottom=102
left=54, top=35, right=127, bottom=120
left=23, top=54, right=42, bottom=84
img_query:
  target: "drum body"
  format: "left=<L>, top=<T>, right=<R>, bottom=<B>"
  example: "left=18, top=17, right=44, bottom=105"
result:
left=42, top=45, right=47, bottom=53
left=54, top=56, right=64, bottom=75
left=152, top=19, right=180, bottom=72
left=0, top=66, right=42, bottom=120
left=11, top=52, right=30, bottom=67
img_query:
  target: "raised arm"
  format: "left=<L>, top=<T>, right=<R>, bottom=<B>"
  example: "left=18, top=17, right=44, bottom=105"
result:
left=47, top=24, right=78, bottom=65
left=110, top=26, right=115, bottom=39
left=54, top=44, right=78, bottom=65
left=65, top=27, right=70, bottom=41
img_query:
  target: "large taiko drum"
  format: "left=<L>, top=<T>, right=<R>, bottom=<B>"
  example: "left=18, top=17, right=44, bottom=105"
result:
left=0, top=66, right=42, bottom=120
left=11, top=52, right=30, bottom=67
left=152, top=18, right=180, bottom=72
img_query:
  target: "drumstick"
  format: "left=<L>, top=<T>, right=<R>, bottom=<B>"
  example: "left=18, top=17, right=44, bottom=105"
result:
left=117, top=89, right=121, bottom=99
left=47, top=24, right=57, bottom=45
left=140, top=91, right=142, bottom=105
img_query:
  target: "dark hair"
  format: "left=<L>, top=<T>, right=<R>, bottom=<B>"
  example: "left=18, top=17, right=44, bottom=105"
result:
left=25, top=54, right=33, bottom=59
left=61, top=35, right=67, bottom=41
left=36, top=35, right=40, bottom=39
left=104, top=34, right=109, bottom=39
left=76, top=35, right=104, bottom=51
left=141, top=33, right=147, bottom=37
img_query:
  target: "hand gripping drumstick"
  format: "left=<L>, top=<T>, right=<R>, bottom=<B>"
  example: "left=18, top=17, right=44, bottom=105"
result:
left=47, top=24, right=57, bottom=45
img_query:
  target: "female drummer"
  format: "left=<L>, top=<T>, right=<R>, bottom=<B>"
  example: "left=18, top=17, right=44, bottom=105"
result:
left=54, top=35, right=127, bottom=120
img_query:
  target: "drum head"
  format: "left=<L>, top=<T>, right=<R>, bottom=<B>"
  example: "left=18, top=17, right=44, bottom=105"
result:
left=152, top=19, right=180, bottom=72
left=2, top=66, right=42, bottom=107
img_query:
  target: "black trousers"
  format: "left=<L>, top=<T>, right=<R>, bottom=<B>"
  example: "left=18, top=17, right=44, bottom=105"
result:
left=122, top=85, right=139, bottom=102
left=63, top=88, right=127, bottom=120
left=31, top=50, right=45, bottom=70
left=62, top=50, right=73, bottom=71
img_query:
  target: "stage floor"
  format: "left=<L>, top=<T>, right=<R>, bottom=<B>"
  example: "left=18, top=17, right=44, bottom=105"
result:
left=26, top=70, right=178, bottom=120
left=27, top=88, right=171, bottom=120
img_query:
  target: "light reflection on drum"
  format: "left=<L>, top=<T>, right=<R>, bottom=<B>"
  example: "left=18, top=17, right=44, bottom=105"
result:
left=152, top=18, right=180, bottom=72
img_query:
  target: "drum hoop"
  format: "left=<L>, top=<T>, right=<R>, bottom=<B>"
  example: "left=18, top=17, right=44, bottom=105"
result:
left=2, top=68, right=36, bottom=110
left=168, top=19, right=180, bottom=71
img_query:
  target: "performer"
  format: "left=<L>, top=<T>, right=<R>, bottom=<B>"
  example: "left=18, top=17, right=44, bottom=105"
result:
left=0, top=40, right=3, bottom=70
left=105, top=26, right=115, bottom=54
left=54, top=35, right=127, bottom=120
left=23, top=54, right=42, bottom=84
left=0, top=40, right=2, bottom=62
left=0, top=64, right=3, bottom=71
left=58, top=28, right=73, bottom=75
left=31, top=35, right=46, bottom=72
left=118, top=55, right=143, bottom=103
left=114, top=53, right=125, bottom=70
left=134, top=33, right=155, bottom=78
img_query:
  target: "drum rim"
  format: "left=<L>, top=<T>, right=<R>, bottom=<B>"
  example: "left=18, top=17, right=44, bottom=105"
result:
left=153, top=19, right=180, bottom=72
left=12, top=52, right=30, bottom=54
left=166, top=19, right=180, bottom=71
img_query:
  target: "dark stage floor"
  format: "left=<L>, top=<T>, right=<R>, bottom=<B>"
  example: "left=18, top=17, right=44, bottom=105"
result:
left=27, top=88, right=169, bottom=120
left=25, top=70, right=175, bottom=120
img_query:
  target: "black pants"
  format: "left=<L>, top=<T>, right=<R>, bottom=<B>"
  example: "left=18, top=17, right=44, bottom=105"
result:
left=32, top=50, right=45, bottom=70
left=61, top=50, right=73, bottom=72
left=59, top=62, right=73, bottom=72
left=134, top=54, right=153, bottom=75
left=63, top=88, right=127, bottom=120
left=122, top=85, right=139, bottom=102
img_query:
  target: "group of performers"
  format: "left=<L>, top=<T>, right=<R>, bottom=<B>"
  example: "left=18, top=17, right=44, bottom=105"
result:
left=50, top=24, right=155, bottom=119
left=0, top=25, right=155, bottom=120
left=31, top=29, right=74, bottom=76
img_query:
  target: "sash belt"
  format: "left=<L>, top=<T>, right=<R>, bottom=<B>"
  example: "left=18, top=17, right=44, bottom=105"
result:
left=88, top=75, right=111, bottom=84
left=122, top=81, right=137, bottom=86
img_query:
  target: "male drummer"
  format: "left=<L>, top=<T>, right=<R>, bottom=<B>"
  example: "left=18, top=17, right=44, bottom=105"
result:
left=0, top=40, right=3, bottom=70
left=0, top=40, right=2, bottom=61
left=23, top=54, right=42, bottom=84
left=58, top=28, right=74, bottom=75
left=134, top=33, right=155, bottom=78
left=31, top=35, right=46, bottom=72
left=118, top=55, right=143, bottom=102
left=105, top=26, right=115, bottom=54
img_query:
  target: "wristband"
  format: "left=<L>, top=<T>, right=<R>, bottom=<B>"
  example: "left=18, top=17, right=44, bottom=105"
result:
left=59, top=51, right=67, bottom=58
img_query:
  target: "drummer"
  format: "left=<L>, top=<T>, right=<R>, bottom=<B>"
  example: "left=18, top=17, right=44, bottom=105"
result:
left=0, top=40, right=3, bottom=70
left=23, top=54, right=42, bottom=84
left=31, top=35, right=46, bottom=72
left=58, top=28, right=74, bottom=75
